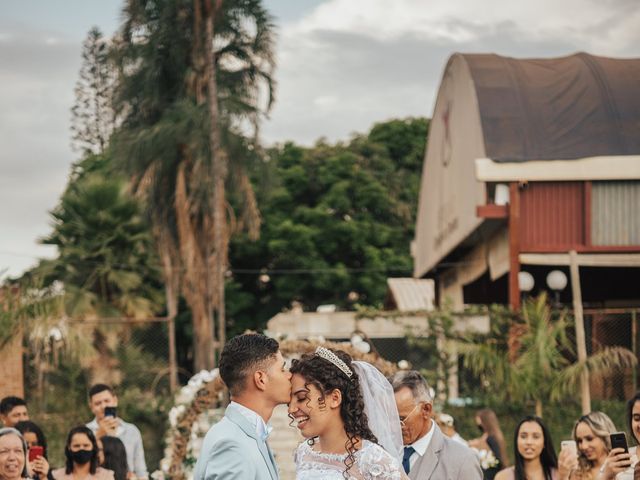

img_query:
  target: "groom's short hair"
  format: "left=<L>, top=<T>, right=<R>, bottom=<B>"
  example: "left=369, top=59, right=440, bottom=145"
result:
left=219, top=333, right=280, bottom=395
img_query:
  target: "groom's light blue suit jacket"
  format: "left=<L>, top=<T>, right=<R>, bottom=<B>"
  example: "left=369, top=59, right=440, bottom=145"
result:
left=194, top=404, right=279, bottom=480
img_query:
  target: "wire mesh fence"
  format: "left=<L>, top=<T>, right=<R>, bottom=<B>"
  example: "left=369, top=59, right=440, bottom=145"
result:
left=22, top=317, right=176, bottom=472
left=585, top=308, right=639, bottom=400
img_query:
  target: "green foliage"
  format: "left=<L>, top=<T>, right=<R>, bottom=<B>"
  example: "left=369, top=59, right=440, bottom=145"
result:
left=32, top=158, right=162, bottom=319
left=458, top=294, right=637, bottom=413
left=228, top=118, right=428, bottom=332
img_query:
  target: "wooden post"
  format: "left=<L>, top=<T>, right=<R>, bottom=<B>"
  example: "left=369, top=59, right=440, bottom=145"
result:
left=168, top=315, right=178, bottom=393
left=508, top=183, right=521, bottom=310
left=569, top=250, right=591, bottom=414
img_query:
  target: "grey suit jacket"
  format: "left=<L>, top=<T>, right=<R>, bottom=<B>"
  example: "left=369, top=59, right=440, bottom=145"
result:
left=409, top=424, right=482, bottom=480
left=194, top=405, right=279, bottom=480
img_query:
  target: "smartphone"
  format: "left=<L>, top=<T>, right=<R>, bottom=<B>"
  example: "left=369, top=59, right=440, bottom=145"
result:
left=104, top=406, right=117, bottom=418
left=28, top=446, right=44, bottom=462
left=561, top=440, right=577, bottom=456
left=610, top=432, right=629, bottom=454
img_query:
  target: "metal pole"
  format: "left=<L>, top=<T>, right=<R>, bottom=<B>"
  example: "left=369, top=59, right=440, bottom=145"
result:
left=570, top=250, right=591, bottom=414
left=632, top=310, right=638, bottom=394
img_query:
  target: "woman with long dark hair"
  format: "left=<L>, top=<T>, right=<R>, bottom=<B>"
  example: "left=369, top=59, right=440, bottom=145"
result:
left=598, top=393, right=640, bottom=480
left=288, top=347, right=407, bottom=479
left=14, top=421, right=51, bottom=480
left=469, top=408, right=510, bottom=480
left=100, top=437, right=128, bottom=480
left=52, top=426, right=114, bottom=480
left=495, top=416, right=558, bottom=480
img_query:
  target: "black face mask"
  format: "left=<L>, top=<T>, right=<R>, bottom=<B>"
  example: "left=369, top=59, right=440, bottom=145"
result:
left=477, top=424, right=484, bottom=433
left=70, top=449, right=94, bottom=465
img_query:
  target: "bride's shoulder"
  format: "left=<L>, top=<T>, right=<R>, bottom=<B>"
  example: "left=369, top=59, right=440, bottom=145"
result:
left=358, top=441, right=405, bottom=478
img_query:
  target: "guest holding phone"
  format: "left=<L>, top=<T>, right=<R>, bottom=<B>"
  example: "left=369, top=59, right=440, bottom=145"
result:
left=495, top=416, right=558, bottom=480
left=600, top=393, right=640, bottom=480
left=469, top=408, right=510, bottom=480
left=14, top=421, right=51, bottom=480
left=558, top=411, right=618, bottom=480
left=52, top=426, right=114, bottom=480
left=86, top=385, right=147, bottom=480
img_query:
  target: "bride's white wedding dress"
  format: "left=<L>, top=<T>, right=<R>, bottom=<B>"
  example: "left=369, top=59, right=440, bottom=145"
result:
left=294, top=440, right=408, bottom=480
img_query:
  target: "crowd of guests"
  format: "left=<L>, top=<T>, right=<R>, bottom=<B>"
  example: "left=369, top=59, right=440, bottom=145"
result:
left=0, top=386, right=148, bottom=480
left=2, top=351, right=640, bottom=480
left=430, top=397, right=640, bottom=480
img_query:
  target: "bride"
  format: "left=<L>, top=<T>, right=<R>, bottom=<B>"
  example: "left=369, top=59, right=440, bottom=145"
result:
left=288, top=347, right=408, bottom=479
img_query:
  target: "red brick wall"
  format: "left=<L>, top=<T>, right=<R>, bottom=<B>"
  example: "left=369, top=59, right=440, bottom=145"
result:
left=0, top=331, right=24, bottom=398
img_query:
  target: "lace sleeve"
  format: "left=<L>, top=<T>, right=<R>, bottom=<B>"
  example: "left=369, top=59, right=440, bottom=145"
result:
left=359, top=443, right=409, bottom=480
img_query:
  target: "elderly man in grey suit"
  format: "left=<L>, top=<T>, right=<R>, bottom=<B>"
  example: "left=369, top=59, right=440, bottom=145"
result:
left=195, top=334, right=292, bottom=480
left=390, top=371, right=482, bottom=480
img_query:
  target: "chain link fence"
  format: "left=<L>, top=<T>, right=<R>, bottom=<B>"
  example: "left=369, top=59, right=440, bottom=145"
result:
left=23, top=318, right=176, bottom=473
left=585, top=308, right=639, bottom=401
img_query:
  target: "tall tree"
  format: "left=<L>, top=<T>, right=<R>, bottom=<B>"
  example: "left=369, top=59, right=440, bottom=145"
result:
left=111, top=0, right=275, bottom=370
left=27, top=156, right=162, bottom=383
left=70, top=27, right=117, bottom=154
left=227, top=118, right=429, bottom=332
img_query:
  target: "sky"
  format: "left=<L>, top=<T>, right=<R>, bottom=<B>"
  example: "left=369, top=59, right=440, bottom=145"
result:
left=1, top=0, right=639, bottom=279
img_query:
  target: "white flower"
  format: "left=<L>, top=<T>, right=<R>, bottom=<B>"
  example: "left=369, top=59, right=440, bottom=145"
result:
left=150, top=470, right=164, bottom=480
left=160, top=459, right=171, bottom=473
left=471, top=448, right=499, bottom=469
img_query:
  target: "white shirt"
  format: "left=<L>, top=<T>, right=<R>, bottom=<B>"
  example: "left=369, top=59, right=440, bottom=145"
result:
left=408, top=420, right=437, bottom=469
left=227, top=401, right=272, bottom=441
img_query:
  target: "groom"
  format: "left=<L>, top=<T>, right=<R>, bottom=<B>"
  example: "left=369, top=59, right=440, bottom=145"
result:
left=195, top=333, right=292, bottom=480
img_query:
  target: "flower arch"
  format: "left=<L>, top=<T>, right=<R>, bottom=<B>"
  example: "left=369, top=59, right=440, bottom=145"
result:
left=157, top=339, right=398, bottom=480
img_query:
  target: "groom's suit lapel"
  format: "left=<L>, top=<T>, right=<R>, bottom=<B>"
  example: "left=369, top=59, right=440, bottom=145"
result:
left=225, top=406, right=279, bottom=480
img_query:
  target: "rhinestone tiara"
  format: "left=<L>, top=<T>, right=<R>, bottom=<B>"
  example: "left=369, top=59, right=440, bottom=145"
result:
left=314, top=346, right=353, bottom=378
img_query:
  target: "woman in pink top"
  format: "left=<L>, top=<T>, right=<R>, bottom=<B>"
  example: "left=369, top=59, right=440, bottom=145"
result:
left=52, top=426, right=113, bottom=480
left=495, top=416, right=558, bottom=480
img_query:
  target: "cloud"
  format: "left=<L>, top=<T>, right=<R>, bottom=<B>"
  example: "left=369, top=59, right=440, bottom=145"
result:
left=0, top=25, right=80, bottom=276
left=262, top=0, right=640, bottom=146
left=2, top=0, right=640, bottom=277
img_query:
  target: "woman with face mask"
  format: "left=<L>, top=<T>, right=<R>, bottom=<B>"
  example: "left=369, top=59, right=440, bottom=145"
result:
left=0, top=428, right=28, bottom=480
left=52, top=426, right=114, bottom=480
left=495, top=416, right=558, bottom=480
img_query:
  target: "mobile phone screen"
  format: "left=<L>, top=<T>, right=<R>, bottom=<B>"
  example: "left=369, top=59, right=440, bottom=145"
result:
left=104, top=406, right=117, bottom=418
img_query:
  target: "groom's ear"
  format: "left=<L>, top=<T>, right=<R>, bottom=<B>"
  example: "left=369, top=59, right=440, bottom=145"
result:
left=254, top=369, right=268, bottom=391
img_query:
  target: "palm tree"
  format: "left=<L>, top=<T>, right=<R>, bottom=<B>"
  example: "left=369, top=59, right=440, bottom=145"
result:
left=459, top=294, right=637, bottom=416
left=111, top=0, right=275, bottom=370
left=30, top=167, right=162, bottom=383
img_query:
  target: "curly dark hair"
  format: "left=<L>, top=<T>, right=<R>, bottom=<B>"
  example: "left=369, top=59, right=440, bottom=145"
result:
left=289, top=349, right=377, bottom=479
left=219, top=333, right=279, bottom=396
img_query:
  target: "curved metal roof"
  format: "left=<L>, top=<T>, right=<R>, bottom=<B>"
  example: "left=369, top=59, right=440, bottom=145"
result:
left=460, top=52, right=640, bottom=162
